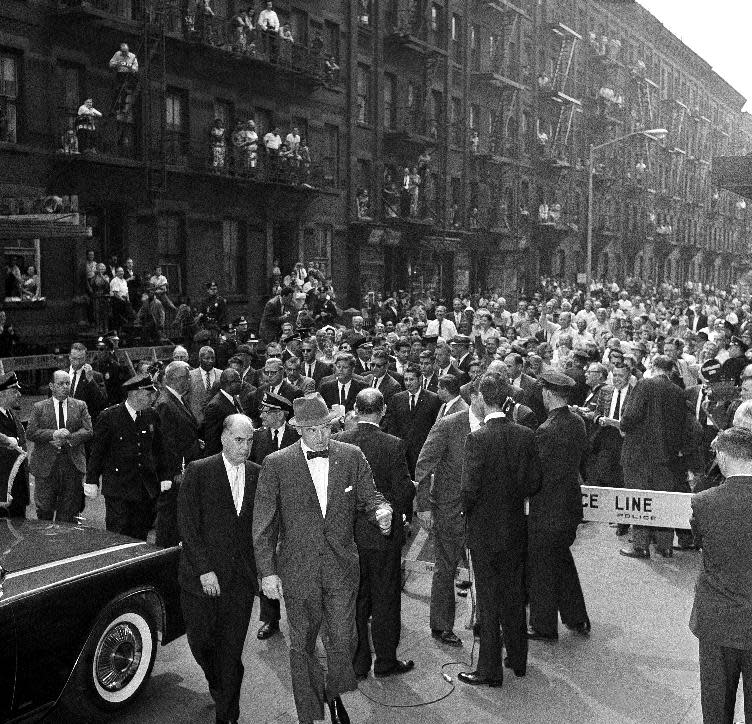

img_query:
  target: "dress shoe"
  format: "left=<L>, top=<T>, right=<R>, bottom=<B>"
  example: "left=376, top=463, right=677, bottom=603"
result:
left=657, top=547, right=673, bottom=558
left=526, top=626, right=558, bottom=641
left=503, top=656, right=526, bottom=677
left=565, top=617, right=591, bottom=636
left=619, top=546, right=650, bottom=559
left=615, top=524, right=630, bottom=536
left=374, top=659, right=415, bottom=678
left=457, top=670, right=503, bottom=687
left=257, top=621, right=279, bottom=640
left=327, top=696, right=350, bottom=724
left=431, top=629, right=462, bottom=647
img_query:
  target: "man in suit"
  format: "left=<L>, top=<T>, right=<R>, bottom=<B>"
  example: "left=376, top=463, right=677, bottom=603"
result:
left=153, top=361, right=205, bottom=547
left=85, top=374, right=170, bottom=540
left=284, top=355, right=316, bottom=394
left=620, top=354, right=692, bottom=559
left=384, top=363, right=441, bottom=477
left=258, top=285, right=295, bottom=342
left=415, top=379, right=482, bottom=647
left=335, top=388, right=416, bottom=678
left=391, top=338, right=412, bottom=380
left=26, top=370, right=93, bottom=522
left=505, top=352, right=546, bottom=424
left=204, top=369, right=245, bottom=457
left=434, top=342, right=467, bottom=384
left=689, top=426, right=752, bottom=724
left=68, top=342, right=107, bottom=434
left=563, top=350, right=590, bottom=407
left=178, top=414, right=260, bottom=724
left=301, top=337, right=333, bottom=388
left=436, top=374, right=468, bottom=419
left=319, top=352, right=368, bottom=415
left=0, top=373, right=29, bottom=519
left=685, top=367, right=720, bottom=473
left=351, top=338, right=373, bottom=378
left=253, top=395, right=393, bottom=724
left=450, top=335, right=474, bottom=377
left=188, top=345, right=222, bottom=428
left=527, top=369, right=591, bottom=640
left=250, top=391, right=299, bottom=640
left=362, top=347, right=401, bottom=404
left=418, top=350, right=440, bottom=393
left=252, top=357, right=302, bottom=424
left=459, top=373, right=542, bottom=686
left=450, top=299, right=472, bottom=336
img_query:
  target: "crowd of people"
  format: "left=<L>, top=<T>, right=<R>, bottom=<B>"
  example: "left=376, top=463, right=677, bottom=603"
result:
left=1, top=268, right=751, bottom=723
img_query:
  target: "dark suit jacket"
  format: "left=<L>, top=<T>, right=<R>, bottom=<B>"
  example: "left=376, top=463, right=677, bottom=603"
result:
left=86, top=404, right=168, bottom=501
left=0, top=408, right=28, bottom=515
left=258, top=295, right=294, bottom=342
left=252, top=439, right=387, bottom=598
left=462, top=416, right=541, bottom=555
left=303, top=359, right=333, bottom=388
left=178, top=454, right=259, bottom=596
left=334, top=423, right=414, bottom=550
left=319, top=377, right=368, bottom=413
left=203, top=391, right=243, bottom=457
left=564, top=367, right=588, bottom=407
left=517, top=373, right=546, bottom=424
left=363, top=373, right=402, bottom=404
left=421, top=372, right=439, bottom=393
left=250, top=423, right=299, bottom=465
left=690, top=476, right=752, bottom=649
left=620, top=374, right=689, bottom=484
left=26, top=397, right=93, bottom=478
left=530, top=406, right=587, bottom=534
left=383, top=388, right=441, bottom=475
left=71, top=373, right=107, bottom=424
left=154, top=389, right=204, bottom=481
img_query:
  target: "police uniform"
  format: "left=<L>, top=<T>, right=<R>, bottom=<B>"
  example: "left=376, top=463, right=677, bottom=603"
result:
left=0, top=373, right=29, bottom=519
left=86, top=375, right=169, bottom=540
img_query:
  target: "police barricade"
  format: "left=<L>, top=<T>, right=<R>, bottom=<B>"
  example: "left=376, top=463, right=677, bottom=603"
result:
left=0, top=346, right=176, bottom=373
left=401, top=486, right=694, bottom=579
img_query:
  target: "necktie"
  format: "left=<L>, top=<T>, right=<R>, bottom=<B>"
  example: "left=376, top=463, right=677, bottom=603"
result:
left=58, top=400, right=65, bottom=429
left=339, top=384, right=346, bottom=408
left=71, top=370, right=79, bottom=397
left=272, top=428, right=279, bottom=448
left=306, top=449, right=329, bottom=459
left=410, top=394, right=416, bottom=413
left=306, top=364, right=312, bottom=378
left=233, top=396, right=243, bottom=414
left=372, top=377, right=378, bottom=388
left=205, top=370, right=211, bottom=391
left=438, top=319, right=443, bottom=337
left=438, top=403, right=446, bottom=418
left=614, top=389, right=622, bottom=420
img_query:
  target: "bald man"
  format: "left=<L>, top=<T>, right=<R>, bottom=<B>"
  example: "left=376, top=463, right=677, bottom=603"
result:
left=179, top=414, right=260, bottom=724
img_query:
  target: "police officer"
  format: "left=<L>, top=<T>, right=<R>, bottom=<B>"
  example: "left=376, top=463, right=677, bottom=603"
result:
left=85, top=374, right=170, bottom=540
left=527, top=369, right=591, bottom=640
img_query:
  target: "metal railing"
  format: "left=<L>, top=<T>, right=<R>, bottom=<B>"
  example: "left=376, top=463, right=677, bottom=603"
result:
left=55, top=109, right=139, bottom=159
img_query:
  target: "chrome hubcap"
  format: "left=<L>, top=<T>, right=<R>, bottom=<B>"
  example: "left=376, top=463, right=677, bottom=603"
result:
left=95, top=622, right=143, bottom=691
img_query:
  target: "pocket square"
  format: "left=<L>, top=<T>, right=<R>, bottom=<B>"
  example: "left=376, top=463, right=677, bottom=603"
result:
left=344, top=485, right=353, bottom=493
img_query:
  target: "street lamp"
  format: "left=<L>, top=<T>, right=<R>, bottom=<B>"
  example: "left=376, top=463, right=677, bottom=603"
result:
left=585, top=128, right=668, bottom=288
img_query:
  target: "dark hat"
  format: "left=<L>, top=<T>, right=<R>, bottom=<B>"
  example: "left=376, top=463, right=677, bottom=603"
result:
left=236, top=344, right=253, bottom=356
left=573, top=349, right=591, bottom=362
left=352, top=337, right=373, bottom=352
left=233, top=316, right=248, bottom=326
left=260, top=391, right=293, bottom=415
left=0, top=371, right=20, bottom=391
left=730, top=335, right=749, bottom=352
left=700, top=359, right=721, bottom=382
left=289, top=393, right=339, bottom=428
left=122, top=374, right=157, bottom=394
left=451, top=334, right=471, bottom=346
left=423, top=334, right=439, bottom=344
left=539, top=369, right=576, bottom=389
left=418, top=349, right=434, bottom=360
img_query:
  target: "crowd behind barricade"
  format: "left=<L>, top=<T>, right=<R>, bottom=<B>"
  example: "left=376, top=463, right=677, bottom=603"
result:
left=1, top=264, right=751, bottom=723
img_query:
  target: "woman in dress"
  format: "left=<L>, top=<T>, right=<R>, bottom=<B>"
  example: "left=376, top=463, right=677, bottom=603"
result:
left=21, top=265, right=40, bottom=300
left=88, top=263, right=111, bottom=334
left=210, top=118, right=226, bottom=171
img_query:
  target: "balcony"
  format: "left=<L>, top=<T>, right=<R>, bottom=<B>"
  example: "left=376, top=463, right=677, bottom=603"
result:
left=53, top=109, right=140, bottom=164
left=56, top=0, right=182, bottom=31
left=381, top=172, right=436, bottom=226
left=385, top=1, right=447, bottom=54
left=537, top=204, right=578, bottom=233
left=472, top=59, right=526, bottom=92
left=473, top=137, right=520, bottom=165
left=383, top=107, right=440, bottom=148
left=474, top=0, right=531, bottom=19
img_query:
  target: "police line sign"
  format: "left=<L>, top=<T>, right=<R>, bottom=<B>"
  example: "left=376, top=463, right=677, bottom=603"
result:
left=581, top=486, right=692, bottom=529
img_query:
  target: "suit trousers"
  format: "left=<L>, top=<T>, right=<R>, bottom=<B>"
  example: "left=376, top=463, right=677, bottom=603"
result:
left=285, top=577, right=358, bottom=723
left=472, top=546, right=528, bottom=680
left=35, top=453, right=83, bottom=523
left=353, top=545, right=403, bottom=675
left=155, top=488, right=179, bottom=547
left=586, top=432, right=624, bottom=488
left=527, top=527, right=588, bottom=636
left=181, top=576, right=255, bottom=722
left=105, top=491, right=154, bottom=541
left=429, top=510, right=465, bottom=631
left=698, top=638, right=752, bottom=724
left=259, top=590, right=281, bottom=624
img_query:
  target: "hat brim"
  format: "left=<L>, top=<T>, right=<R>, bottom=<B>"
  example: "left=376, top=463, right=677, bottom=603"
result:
left=289, top=409, right=341, bottom=428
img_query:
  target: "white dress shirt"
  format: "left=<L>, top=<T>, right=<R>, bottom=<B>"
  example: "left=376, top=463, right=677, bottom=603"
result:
left=301, top=441, right=329, bottom=516
left=270, top=424, right=285, bottom=449
left=608, top=386, right=627, bottom=419
left=220, top=389, right=240, bottom=411
left=68, top=367, right=84, bottom=397
left=110, top=276, right=129, bottom=299
left=468, top=408, right=483, bottom=432
left=257, top=7, right=280, bottom=31
left=222, top=455, right=245, bottom=515
left=425, top=317, right=458, bottom=341
left=337, top=381, right=351, bottom=405
left=443, top=395, right=462, bottom=416
left=125, top=400, right=139, bottom=422
left=54, top=397, right=69, bottom=428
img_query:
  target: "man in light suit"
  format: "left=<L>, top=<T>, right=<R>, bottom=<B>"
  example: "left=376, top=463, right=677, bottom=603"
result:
left=415, top=379, right=482, bottom=647
left=153, top=361, right=205, bottom=547
left=690, top=426, right=752, bottom=724
left=27, top=370, right=93, bottom=522
left=178, top=414, right=260, bottom=724
left=253, top=394, right=392, bottom=724
left=188, top=345, right=222, bottom=427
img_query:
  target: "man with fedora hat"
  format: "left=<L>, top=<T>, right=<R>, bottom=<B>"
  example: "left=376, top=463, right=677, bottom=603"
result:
left=253, top=394, right=393, bottom=724
left=527, top=368, right=591, bottom=641
left=250, top=390, right=299, bottom=641
left=85, top=374, right=170, bottom=540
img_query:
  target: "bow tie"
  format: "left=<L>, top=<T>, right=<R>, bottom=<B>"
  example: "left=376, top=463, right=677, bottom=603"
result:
left=306, top=449, right=329, bottom=460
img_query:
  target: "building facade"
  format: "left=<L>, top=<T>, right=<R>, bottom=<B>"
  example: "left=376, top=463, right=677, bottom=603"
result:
left=0, top=0, right=751, bottom=343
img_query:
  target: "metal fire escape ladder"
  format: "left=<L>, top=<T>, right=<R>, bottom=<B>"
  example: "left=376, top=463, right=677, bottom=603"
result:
left=550, top=23, right=581, bottom=98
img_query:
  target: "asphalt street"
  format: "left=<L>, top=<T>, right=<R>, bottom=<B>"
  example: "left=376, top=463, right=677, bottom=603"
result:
left=31, top=480, right=744, bottom=724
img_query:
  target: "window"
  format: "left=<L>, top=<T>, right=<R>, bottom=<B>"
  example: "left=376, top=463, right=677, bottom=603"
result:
left=451, top=14, right=462, bottom=62
left=254, top=107, right=273, bottom=138
left=211, top=0, right=228, bottom=18
left=158, top=214, right=185, bottom=296
left=164, top=90, right=188, bottom=163
left=451, top=97, right=462, bottom=145
left=222, top=220, right=246, bottom=294
left=214, top=99, right=233, bottom=130
left=290, top=9, right=308, bottom=45
left=470, top=25, right=480, bottom=70
left=0, top=54, right=18, bottom=143
left=384, top=74, right=396, bottom=129
left=430, top=4, right=442, bottom=44
left=59, top=64, right=82, bottom=148
left=304, top=225, right=332, bottom=277
left=469, top=104, right=479, bottom=134
left=355, top=159, right=372, bottom=214
left=357, top=64, right=371, bottom=124
left=324, top=21, right=340, bottom=60
left=2, top=239, right=41, bottom=302
left=358, top=0, right=371, bottom=26
left=323, top=123, right=340, bottom=185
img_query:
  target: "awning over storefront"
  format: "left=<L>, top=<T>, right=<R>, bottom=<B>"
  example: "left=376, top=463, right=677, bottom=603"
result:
left=0, top=214, right=92, bottom=240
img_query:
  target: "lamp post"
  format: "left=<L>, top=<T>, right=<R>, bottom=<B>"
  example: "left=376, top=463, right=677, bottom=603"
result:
left=585, top=128, right=668, bottom=289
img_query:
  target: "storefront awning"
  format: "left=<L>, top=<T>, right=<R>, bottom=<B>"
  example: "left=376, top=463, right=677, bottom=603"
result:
left=0, top=214, right=92, bottom=240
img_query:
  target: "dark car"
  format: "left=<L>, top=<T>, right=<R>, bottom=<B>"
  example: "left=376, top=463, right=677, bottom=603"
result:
left=0, top=519, right=184, bottom=723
